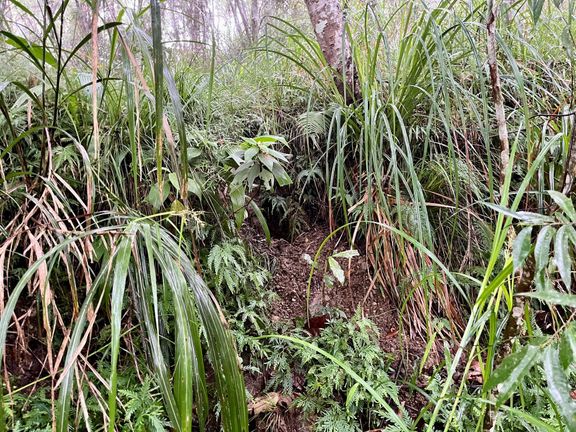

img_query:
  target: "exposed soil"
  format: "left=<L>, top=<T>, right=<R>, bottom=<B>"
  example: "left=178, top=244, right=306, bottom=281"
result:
left=246, top=225, right=401, bottom=348
left=242, top=223, right=432, bottom=429
left=4, top=301, right=47, bottom=392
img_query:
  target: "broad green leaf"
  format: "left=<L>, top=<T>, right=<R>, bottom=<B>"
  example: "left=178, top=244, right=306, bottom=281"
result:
left=566, top=326, right=576, bottom=368
left=484, top=203, right=523, bottom=219
left=548, top=190, right=576, bottom=221
left=267, top=147, right=291, bottom=163
left=188, top=147, right=202, bottom=160
left=170, top=199, right=186, bottom=213
left=270, top=162, right=292, bottom=187
left=346, top=382, right=360, bottom=412
left=259, top=170, right=274, bottom=190
left=187, top=177, right=203, bottom=198
left=170, top=172, right=203, bottom=198
left=241, top=137, right=257, bottom=147
left=168, top=172, right=180, bottom=190
left=535, top=226, right=555, bottom=272
left=485, top=345, right=539, bottom=405
left=567, top=226, right=576, bottom=246
left=232, top=160, right=254, bottom=184
left=521, top=290, right=576, bottom=307
left=332, top=250, right=360, bottom=259
left=229, top=149, right=244, bottom=165
left=2, top=32, right=58, bottom=68
left=258, top=153, right=275, bottom=172
left=534, top=270, right=549, bottom=291
left=328, top=256, right=345, bottom=284
left=483, top=203, right=554, bottom=224
left=530, top=0, right=545, bottom=24
left=230, top=184, right=246, bottom=228
left=249, top=201, right=271, bottom=244
left=554, top=226, right=572, bottom=288
left=543, top=347, right=576, bottom=430
left=516, top=211, right=554, bottom=224
left=245, top=163, right=260, bottom=190
left=512, top=227, right=532, bottom=270
left=244, top=146, right=258, bottom=161
left=559, top=333, right=573, bottom=370
left=146, top=181, right=171, bottom=210
left=254, top=135, right=286, bottom=145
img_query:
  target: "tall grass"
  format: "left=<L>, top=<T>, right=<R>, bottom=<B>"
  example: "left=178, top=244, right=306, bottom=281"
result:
left=263, top=0, right=576, bottom=429
left=0, top=1, right=247, bottom=431
left=266, top=0, right=573, bottom=332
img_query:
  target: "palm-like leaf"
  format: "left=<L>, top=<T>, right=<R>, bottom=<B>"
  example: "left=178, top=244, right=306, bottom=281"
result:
left=1, top=216, right=247, bottom=432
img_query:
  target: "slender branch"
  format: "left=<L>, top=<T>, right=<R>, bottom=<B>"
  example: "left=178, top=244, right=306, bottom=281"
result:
left=487, top=0, right=510, bottom=187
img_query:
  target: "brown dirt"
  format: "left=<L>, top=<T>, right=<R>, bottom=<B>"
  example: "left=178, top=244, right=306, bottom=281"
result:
left=4, top=301, right=48, bottom=392
left=245, top=224, right=399, bottom=342
left=242, top=223, right=432, bottom=429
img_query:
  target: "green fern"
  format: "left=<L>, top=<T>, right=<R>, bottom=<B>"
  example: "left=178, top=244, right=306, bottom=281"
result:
left=6, top=389, right=52, bottom=432
left=269, top=310, right=404, bottom=431
left=118, top=377, right=169, bottom=432
left=315, top=406, right=360, bottom=432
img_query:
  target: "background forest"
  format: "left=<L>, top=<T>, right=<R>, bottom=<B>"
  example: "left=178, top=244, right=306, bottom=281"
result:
left=1, top=0, right=576, bottom=431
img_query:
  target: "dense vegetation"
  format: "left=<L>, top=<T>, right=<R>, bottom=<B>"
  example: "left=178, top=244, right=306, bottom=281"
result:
left=1, top=0, right=576, bottom=431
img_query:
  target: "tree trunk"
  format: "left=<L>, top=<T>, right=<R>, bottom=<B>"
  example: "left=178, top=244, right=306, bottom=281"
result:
left=304, top=0, right=357, bottom=102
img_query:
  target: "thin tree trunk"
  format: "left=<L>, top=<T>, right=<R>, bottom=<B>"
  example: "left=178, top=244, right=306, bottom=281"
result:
left=233, top=0, right=252, bottom=42
left=485, top=2, right=529, bottom=428
left=250, top=0, right=259, bottom=42
left=304, top=0, right=357, bottom=102
left=487, top=0, right=509, bottom=186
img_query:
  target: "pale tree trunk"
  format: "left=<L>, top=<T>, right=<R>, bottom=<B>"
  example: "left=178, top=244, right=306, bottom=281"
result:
left=304, top=0, right=357, bottom=102
left=487, top=0, right=510, bottom=187
left=230, top=0, right=261, bottom=44
left=187, top=0, right=211, bottom=49
left=484, top=1, right=528, bottom=429
left=250, top=0, right=260, bottom=43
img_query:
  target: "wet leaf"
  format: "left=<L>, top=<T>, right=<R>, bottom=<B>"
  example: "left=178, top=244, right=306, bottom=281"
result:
left=554, top=226, right=572, bottom=288
left=146, top=181, right=170, bottom=210
left=559, top=332, right=573, bottom=370
left=522, top=290, right=576, bottom=308
left=530, top=0, right=545, bottom=24
left=512, top=227, right=532, bottom=271
left=485, top=345, right=539, bottom=405
left=535, top=226, right=555, bottom=272
left=328, top=256, right=345, bottom=284
left=543, top=347, right=576, bottom=430
left=332, top=250, right=360, bottom=259
left=548, top=190, right=576, bottom=221
left=230, top=184, right=246, bottom=228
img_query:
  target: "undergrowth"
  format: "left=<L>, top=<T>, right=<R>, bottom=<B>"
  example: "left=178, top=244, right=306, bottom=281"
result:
left=2, top=0, right=576, bottom=431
